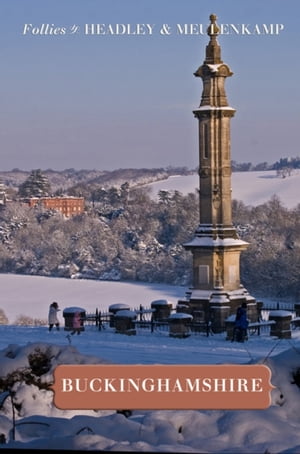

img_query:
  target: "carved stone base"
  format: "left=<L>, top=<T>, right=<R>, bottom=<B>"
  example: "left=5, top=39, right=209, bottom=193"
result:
left=177, top=286, right=258, bottom=333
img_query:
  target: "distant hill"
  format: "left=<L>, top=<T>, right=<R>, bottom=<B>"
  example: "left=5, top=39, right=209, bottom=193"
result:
left=0, top=167, right=193, bottom=194
left=0, top=168, right=106, bottom=192
left=1, top=167, right=299, bottom=209
left=145, top=170, right=300, bottom=209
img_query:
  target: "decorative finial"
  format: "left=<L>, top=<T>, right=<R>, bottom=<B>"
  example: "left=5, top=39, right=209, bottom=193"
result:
left=207, top=13, right=220, bottom=36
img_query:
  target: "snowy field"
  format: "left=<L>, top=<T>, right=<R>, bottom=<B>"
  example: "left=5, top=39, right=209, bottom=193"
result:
left=0, top=274, right=300, bottom=452
left=0, top=274, right=187, bottom=326
left=146, top=170, right=300, bottom=209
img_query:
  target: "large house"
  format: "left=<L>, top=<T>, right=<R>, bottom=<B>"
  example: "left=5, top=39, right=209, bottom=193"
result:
left=26, top=196, right=85, bottom=218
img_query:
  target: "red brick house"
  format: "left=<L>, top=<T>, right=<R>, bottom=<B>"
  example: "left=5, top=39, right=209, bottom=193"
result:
left=27, top=197, right=85, bottom=218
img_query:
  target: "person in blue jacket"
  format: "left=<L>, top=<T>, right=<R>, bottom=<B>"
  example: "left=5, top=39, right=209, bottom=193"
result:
left=232, top=302, right=248, bottom=342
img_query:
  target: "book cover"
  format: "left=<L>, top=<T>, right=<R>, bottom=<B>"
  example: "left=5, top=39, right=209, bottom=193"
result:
left=0, top=1, right=299, bottom=453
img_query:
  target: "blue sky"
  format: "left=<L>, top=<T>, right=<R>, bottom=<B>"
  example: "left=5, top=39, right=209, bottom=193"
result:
left=0, top=0, right=298, bottom=171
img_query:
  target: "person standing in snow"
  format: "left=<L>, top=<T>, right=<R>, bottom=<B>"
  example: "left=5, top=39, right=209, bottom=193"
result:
left=70, top=311, right=82, bottom=335
left=232, top=302, right=248, bottom=342
left=48, top=302, right=60, bottom=332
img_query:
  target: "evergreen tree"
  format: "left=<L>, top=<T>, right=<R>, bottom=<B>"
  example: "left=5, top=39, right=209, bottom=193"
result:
left=18, top=169, right=51, bottom=198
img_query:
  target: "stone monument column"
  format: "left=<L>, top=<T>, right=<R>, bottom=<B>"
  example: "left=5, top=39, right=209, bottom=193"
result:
left=182, top=14, right=257, bottom=332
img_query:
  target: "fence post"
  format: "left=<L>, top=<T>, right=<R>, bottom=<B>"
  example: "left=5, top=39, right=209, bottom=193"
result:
left=168, top=313, right=193, bottom=338
left=269, top=310, right=292, bottom=339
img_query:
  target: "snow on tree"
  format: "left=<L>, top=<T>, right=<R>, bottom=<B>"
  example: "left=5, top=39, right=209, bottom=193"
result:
left=0, top=181, right=6, bottom=205
left=18, top=169, right=51, bottom=198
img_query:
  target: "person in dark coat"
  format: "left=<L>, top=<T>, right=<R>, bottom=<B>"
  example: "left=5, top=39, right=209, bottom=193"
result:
left=232, top=302, right=248, bottom=342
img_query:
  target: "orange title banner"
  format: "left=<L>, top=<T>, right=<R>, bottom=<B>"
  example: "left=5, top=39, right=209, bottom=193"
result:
left=51, top=364, right=274, bottom=410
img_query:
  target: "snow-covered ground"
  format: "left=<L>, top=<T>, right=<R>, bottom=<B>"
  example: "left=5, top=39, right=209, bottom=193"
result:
left=0, top=274, right=300, bottom=452
left=0, top=274, right=187, bottom=326
left=146, top=170, right=300, bottom=209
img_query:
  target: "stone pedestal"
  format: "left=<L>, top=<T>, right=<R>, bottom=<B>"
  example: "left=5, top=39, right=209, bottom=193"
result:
left=225, top=315, right=236, bottom=341
left=168, top=313, right=193, bottom=338
left=108, top=303, right=130, bottom=327
left=269, top=310, right=292, bottom=339
left=176, top=302, right=192, bottom=314
left=245, top=300, right=259, bottom=322
left=63, top=307, right=86, bottom=332
left=179, top=286, right=258, bottom=333
left=209, top=301, right=231, bottom=334
left=151, top=300, right=173, bottom=321
left=114, top=310, right=137, bottom=335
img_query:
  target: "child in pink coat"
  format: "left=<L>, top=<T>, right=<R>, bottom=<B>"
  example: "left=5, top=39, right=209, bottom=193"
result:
left=70, top=311, right=82, bottom=335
